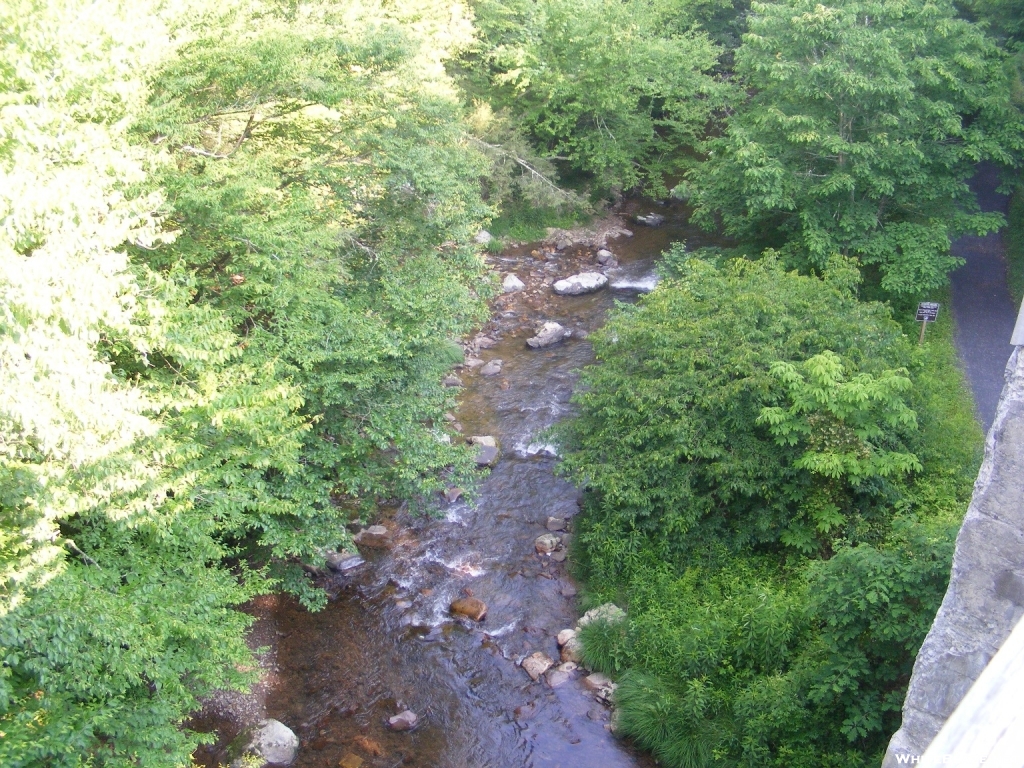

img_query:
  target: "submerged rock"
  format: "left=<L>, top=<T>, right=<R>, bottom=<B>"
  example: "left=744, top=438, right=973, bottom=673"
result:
left=229, top=719, right=299, bottom=767
left=634, top=213, right=665, bottom=227
left=387, top=710, right=419, bottom=731
left=526, top=322, right=571, bottom=349
left=546, top=516, right=567, bottom=531
left=450, top=596, right=488, bottom=621
left=553, top=272, right=608, bottom=296
left=546, top=668, right=571, bottom=688
left=503, top=274, right=526, bottom=293
left=479, top=359, right=503, bottom=376
left=522, top=652, right=555, bottom=681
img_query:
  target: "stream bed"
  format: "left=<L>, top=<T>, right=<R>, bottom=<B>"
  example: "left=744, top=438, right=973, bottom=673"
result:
left=207, top=200, right=719, bottom=768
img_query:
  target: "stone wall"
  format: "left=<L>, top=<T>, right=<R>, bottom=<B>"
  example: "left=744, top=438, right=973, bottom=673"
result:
left=883, top=347, right=1024, bottom=765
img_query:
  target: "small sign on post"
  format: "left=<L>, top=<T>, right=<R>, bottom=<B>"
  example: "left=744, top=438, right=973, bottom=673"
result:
left=916, top=302, right=939, bottom=344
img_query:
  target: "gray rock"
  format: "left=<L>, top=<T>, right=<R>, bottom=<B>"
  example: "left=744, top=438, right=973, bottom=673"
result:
left=479, top=359, right=503, bottom=376
left=474, top=229, right=493, bottom=245
left=883, top=348, right=1024, bottom=766
left=553, top=272, right=608, bottom=296
left=551, top=549, right=567, bottom=562
left=354, top=525, right=390, bottom=549
left=463, top=356, right=485, bottom=369
left=596, top=249, right=617, bottom=266
left=443, top=374, right=463, bottom=388
left=443, top=486, right=464, bottom=503
left=325, top=551, right=365, bottom=572
left=388, top=710, right=419, bottom=731
left=475, top=444, right=499, bottom=467
left=546, top=669, right=571, bottom=688
left=546, top=516, right=567, bottom=531
left=555, top=238, right=572, bottom=251
left=229, top=719, right=299, bottom=767
left=475, top=335, right=498, bottom=349
left=526, top=322, right=571, bottom=349
left=503, top=274, right=526, bottom=293
left=535, top=533, right=561, bottom=554
left=470, top=435, right=497, bottom=448
left=522, top=652, right=555, bottom=681
left=560, top=635, right=583, bottom=664
left=579, top=603, right=626, bottom=627
left=560, top=583, right=578, bottom=598
left=582, top=672, right=614, bottom=693
left=634, top=213, right=665, bottom=226
left=557, top=629, right=577, bottom=647
left=450, top=596, right=487, bottom=621
left=582, top=672, right=618, bottom=703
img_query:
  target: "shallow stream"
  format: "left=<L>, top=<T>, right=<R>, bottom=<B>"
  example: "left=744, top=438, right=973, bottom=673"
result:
left=228, top=201, right=717, bottom=768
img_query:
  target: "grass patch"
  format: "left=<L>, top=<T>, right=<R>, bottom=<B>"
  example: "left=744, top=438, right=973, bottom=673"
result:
left=487, top=198, right=591, bottom=243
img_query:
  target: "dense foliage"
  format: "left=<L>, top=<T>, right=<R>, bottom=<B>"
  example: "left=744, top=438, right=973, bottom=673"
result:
left=688, top=0, right=1024, bottom=294
left=1, top=0, right=492, bottom=764
left=558, top=252, right=982, bottom=766
left=462, top=0, right=727, bottom=193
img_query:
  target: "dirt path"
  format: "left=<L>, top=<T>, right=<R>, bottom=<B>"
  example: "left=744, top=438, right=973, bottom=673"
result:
left=950, top=164, right=1018, bottom=432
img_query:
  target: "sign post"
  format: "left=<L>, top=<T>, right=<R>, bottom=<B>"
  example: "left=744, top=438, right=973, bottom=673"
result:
left=916, top=302, right=940, bottom=344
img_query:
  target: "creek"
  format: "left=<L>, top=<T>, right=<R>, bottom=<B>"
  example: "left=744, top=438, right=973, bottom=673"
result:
left=218, top=200, right=721, bottom=768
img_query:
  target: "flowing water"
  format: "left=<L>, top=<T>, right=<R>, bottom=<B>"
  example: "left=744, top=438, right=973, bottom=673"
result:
left=215, top=202, right=718, bottom=768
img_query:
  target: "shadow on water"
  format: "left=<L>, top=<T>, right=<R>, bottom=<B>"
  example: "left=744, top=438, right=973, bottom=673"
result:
left=210, top=200, right=720, bottom=768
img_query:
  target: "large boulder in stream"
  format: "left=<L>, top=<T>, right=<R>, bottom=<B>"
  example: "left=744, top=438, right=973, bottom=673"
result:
left=553, top=272, right=608, bottom=296
left=503, top=274, right=526, bottom=293
left=522, top=652, right=555, bottom=681
left=229, top=719, right=299, bottom=767
left=470, top=435, right=500, bottom=467
left=354, top=525, right=390, bottom=549
left=450, top=596, right=488, bottom=621
left=526, top=322, right=571, bottom=349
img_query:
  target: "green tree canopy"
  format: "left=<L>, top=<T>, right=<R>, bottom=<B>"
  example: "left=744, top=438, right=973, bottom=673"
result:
left=557, top=251, right=914, bottom=577
left=688, top=0, right=1024, bottom=294
left=0, top=0, right=495, bottom=764
left=463, top=0, right=726, bottom=192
